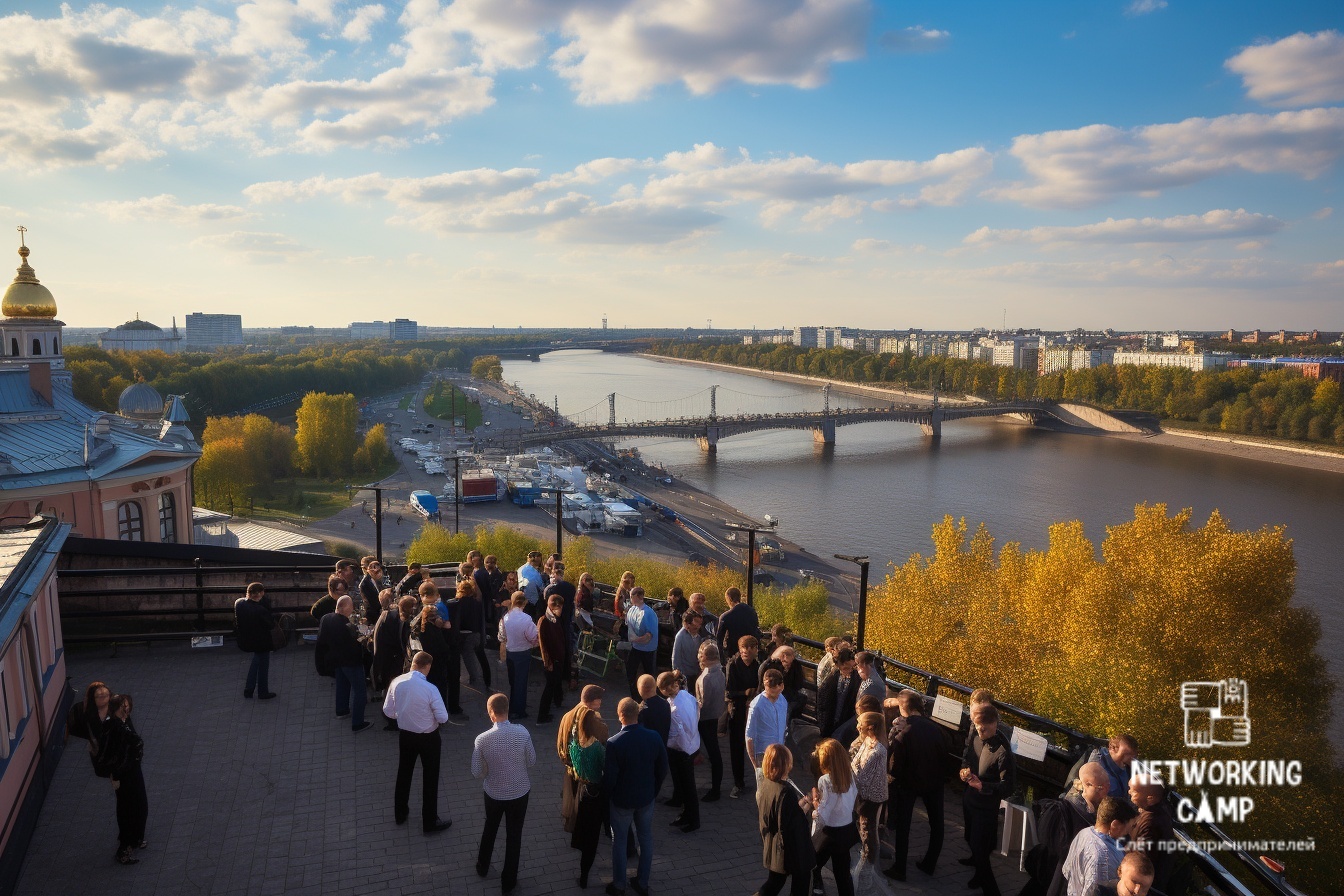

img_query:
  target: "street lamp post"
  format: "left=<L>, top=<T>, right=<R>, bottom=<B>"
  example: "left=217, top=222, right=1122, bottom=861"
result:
left=539, top=487, right=573, bottom=559
left=349, top=484, right=385, bottom=562
left=724, top=520, right=778, bottom=607
left=451, top=455, right=462, bottom=535
left=834, top=553, right=870, bottom=649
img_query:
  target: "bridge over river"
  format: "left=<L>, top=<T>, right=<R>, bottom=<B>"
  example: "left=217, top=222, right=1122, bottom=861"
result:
left=479, top=383, right=1135, bottom=454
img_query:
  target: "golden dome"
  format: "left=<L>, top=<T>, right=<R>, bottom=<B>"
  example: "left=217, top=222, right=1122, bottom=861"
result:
left=3, top=230, right=58, bottom=319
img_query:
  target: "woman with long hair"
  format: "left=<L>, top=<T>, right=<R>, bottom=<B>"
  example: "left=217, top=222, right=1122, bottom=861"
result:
left=567, top=706, right=608, bottom=888
left=810, top=738, right=858, bottom=896
left=755, top=743, right=816, bottom=896
left=614, top=571, right=635, bottom=614
left=456, top=578, right=491, bottom=690
left=102, top=694, right=148, bottom=865
left=849, top=712, right=889, bottom=870
left=68, top=681, right=113, bottom=771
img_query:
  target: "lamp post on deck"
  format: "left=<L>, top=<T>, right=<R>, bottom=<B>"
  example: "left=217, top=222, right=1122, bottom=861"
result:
left=724, top=519, right=778, bottom=608
left=834, top=553, right=870, bottom=649
left=539, top=487, right=574, bottom=560
left=347, top=484, right=385, bottom=562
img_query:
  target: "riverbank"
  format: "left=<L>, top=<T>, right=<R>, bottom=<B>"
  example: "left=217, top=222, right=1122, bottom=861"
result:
left=646, top=352, right=1344, bottom=477
left=645, top=353, right=948, bottom=405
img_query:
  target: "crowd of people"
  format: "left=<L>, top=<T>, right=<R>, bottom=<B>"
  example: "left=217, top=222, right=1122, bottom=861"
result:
left=72, top=556, right=1176, bottom=896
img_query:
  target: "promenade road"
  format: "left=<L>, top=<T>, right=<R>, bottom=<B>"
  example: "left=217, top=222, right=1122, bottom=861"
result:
left=19, top=642, right=1029, bottom=896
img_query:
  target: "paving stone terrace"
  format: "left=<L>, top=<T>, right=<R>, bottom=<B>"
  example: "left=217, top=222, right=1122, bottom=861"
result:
left=19, top=642, right=1030, bottom=896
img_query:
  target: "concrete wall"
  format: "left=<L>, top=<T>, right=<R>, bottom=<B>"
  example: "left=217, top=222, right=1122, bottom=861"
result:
left=1051, top=403, right=1149, bottom=433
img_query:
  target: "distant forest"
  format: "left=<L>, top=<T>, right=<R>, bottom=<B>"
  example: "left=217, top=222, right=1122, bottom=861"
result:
left=64, top=336, right=544, bottom=419
left=649, top=341, right=1344, bottom=447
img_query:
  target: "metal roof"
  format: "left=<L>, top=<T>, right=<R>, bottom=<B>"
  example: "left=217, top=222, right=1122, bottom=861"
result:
left=0, top=368, right=199, bottom=490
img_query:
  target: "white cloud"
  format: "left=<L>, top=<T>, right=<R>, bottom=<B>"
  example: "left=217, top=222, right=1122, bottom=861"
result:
left=342, top=5, right=386, bottom=42
left=852, top=238, right=905, bottom=254
left=254, top=65, right=495, bottom=149
left=879, top=26, right=950, bottom=53
left=243, top=142, right=991, bottom=244
left=0, top=0, right=876, bottom=166
left=192, top=230, right=318, bottom=262
left=1225, top=30, right=1344, bottom=108
left=1312, top=207, right=1333, bottom=220
left=1124, top=0, right=1167, bottom=16
left=91, top=194, right=251, bottom=223
left=549, top=0, right=870, bottom=103
left=965, top=209, right=1283, bottom=247
left=991, top=108, right=1344, bottom=208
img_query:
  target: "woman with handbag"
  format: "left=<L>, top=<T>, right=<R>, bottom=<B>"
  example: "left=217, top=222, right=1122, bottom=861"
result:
left=756, top=743, right=816, bottom=896
left=810, top=738, right=858, bottom=896
left=102, top=694, right=148, bottom=865
left=567, top=706, right=608, bottom=888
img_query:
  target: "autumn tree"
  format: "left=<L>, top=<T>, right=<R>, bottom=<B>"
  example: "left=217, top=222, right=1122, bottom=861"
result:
left=865, top=505, right=1339, bottom=887
left=194, top=438, right=250, bottom=511
left=353, top=423, right=392, bottom=475
left=471, top=354, right=504, bottom=380
left=294, top=392, right=357, bottom=478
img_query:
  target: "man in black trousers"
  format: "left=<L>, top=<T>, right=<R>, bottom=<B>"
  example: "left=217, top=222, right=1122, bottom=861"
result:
left=885, top=689, right=946, bottom=881
left=384, top=651, right=453, bottom=834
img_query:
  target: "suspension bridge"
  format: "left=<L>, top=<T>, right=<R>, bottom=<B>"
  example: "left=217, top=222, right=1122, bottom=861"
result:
left=478, top=383, right=1088, bottom=454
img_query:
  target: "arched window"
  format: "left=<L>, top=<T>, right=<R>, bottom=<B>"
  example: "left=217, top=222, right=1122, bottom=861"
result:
left=52, top=337, right=58, bottom=354
left=31, top=338, right=41, bottom=355
left=117, top=502, right=143, bottom=541
left=158, top=492, right=177, bottom=543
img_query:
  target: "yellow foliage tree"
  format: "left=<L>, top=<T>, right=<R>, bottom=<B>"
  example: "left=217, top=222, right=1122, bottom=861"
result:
left=194, top=437, right=250, bottom=511
left=294, top=392, right=357, bottom=478
left=866, top=504, right=1339, bottom=886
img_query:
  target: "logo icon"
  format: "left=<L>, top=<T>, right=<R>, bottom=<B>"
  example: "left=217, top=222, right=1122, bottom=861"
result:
left=1181, top=678, right=1250, bottom=748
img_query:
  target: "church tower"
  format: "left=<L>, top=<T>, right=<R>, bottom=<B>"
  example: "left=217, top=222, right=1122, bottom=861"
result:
left=0, top=227, right=65, bottom=370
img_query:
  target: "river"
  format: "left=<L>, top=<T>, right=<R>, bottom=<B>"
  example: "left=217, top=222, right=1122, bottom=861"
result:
left=503, top=350, right=1344, bottom=732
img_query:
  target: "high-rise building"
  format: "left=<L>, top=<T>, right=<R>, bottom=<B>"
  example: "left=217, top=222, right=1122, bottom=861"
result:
left=184, top=312, right=243, bottom=348
left=350, top=319, right=419, bottom=340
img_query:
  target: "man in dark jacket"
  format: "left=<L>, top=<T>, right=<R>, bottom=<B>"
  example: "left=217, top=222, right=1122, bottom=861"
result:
left=884, top=689, right=946, bottom=881
left=606, top=697, right=668, bottom=896
left=716, top=586, right=760, bottom=664
left=1128, top=776, right=1176, bottom=893
left=1025, top=761, right=1108, bottom=896
left=635, top=674, right=671, bottom=746
left=317, top=596, right=372, bottom=732
left=815, top=648, right=859, bottom=738
left=961, top=704, right=1015, bottom=896
left=234, top=581, right=277, bottom=700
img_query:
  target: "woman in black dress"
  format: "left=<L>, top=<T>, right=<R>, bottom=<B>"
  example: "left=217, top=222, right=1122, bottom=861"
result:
left=102, top=694, right=148, bottom=865
left=756, top=743, right=816, bottom=896
left=67, top=681, right=112, bottom=772
left=567, top=706, right=608, bottom=888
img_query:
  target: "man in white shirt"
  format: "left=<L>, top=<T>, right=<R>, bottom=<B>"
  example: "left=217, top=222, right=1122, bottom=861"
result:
left=661, top=671, right=701, bottom=833
left=383, top=651, right=452, bottom=834
left=472, top=693, right=537, bottom=895
left=500, top=593, right=540, bottom=720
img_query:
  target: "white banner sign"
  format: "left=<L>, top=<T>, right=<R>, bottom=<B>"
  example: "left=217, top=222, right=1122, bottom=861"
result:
left=1011, top=728, right=1049, bottom=763
left=931, top=694, right=964, bottom=729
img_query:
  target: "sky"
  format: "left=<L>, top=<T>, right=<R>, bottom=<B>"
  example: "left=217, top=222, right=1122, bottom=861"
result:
left=2, top=0, right=1343, bottom=331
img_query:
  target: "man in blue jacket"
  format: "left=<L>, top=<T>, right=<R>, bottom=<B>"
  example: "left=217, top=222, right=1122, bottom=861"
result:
left=605, top=698, right=668, bottom=896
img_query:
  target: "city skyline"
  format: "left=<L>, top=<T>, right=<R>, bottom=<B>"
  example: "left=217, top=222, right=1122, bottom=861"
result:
left=3, top=1, right=1342, bottom=329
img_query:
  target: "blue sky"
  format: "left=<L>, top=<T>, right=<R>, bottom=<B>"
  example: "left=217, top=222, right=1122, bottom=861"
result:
left=3, top=0, right=1342, bottom=330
